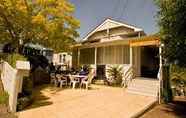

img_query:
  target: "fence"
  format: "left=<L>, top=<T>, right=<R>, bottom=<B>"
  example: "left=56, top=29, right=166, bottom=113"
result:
left=0, top=61, right=30, bottom=112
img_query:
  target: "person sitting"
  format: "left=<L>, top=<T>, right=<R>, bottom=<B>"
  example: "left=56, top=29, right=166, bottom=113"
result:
left=79, top=68, right=87, bottom=75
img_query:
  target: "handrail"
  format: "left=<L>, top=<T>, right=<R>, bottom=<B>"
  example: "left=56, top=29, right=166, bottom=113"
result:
left=121, top=65, right=134, bottom=88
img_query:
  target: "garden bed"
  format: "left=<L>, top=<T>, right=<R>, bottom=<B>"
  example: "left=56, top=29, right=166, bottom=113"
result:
left=141, top=97, right=186, bottom=118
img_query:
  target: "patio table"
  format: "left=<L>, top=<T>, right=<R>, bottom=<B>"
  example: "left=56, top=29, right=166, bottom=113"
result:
left=70, top=75, right=87, bottom=82
left=66, top=74, right=87, bottom=88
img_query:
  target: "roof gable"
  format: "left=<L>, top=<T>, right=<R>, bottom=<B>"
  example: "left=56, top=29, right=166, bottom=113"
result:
left=83, top=18, right=143, bottom=41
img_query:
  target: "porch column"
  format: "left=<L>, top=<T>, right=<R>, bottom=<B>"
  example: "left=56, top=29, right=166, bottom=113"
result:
left=77, top=48, right=80, bottom=67
left=130, top=46, right=133, bottom=66
left=158, top=44, right=163, bottom=104
left=94, top=47, right=97, bottom=76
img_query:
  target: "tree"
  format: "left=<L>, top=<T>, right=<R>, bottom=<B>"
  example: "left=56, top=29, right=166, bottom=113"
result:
left=156, top=0, right=186, bottom=102
left=0, top=0, right=80, bottom=52
left=156, top=0, right=186, bottom=67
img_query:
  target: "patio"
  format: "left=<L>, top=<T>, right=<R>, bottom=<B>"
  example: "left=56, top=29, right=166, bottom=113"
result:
left=17, top=84, right=156, bottom=118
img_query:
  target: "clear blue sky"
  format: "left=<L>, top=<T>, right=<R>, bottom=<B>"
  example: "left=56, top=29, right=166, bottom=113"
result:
left=70, top=0, right=159, bottom=38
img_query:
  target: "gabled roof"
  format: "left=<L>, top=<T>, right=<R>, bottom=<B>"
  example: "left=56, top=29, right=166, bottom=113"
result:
left=82, top=18, right=143, bottom=41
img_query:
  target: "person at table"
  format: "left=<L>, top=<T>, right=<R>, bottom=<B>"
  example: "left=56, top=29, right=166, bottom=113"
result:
left=79, top=68, right=87, bottom=75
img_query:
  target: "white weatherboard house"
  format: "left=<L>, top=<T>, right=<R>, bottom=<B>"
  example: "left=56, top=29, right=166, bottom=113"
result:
left=53, top=52, right=72, bottom=69
left=72, top=18, right=162, bottom=99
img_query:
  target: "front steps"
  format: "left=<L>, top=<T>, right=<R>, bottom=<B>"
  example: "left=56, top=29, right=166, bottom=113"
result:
left=126, top=77, right=159, bottom=97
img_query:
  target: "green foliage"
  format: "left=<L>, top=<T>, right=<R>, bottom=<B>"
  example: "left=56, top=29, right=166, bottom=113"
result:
left=22, top=76, right=33, bottom=96
left=17, top=95, right=33, bottom=111
left=156, top=0, right=186, bottom=67
left=1, top=53, right=27, bottom=68
left=0, top=91, right=9, bottom=105
left=162, top=65, right=173, bottom=103
left=106, top=66, right=123, bottom=85
left=7, top=53, right=27, bottom=68
left=170, top=64, right=186, bottom=86
left=170, top=64, right=186, bottom=96
left=17, top=76, right=33, bottom=111
left=0, top=0, right=80, bottom=52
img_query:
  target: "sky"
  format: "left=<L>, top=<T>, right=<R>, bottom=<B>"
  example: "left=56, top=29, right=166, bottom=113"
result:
left=70, top=0, right=159, bottom=39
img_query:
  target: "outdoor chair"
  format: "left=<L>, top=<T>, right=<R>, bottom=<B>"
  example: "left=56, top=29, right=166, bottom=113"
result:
left=59, top=76, right=68, bottom=88
left=56, top=74, right=68, bottom=88
left=50, top=73, right=58, bottom=86
left=80, top=73, right=94, bottom=89
left=69, top=75, right=80, bottom=89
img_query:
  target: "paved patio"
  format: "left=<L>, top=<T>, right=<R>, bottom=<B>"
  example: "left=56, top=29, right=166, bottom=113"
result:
left=17, top=84, right=156, bottom=118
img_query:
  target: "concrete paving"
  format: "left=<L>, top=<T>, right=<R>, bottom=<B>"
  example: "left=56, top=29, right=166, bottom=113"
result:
left=17, top=84, right=156, bottom=118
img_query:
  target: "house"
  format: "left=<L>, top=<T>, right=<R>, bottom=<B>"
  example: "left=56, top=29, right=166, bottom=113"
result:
left=52, top=52, right=72, bottom=70
left=72, top=18, right=162, bottom=98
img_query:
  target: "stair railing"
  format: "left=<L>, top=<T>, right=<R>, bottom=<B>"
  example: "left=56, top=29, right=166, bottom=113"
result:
left=121, top=65, right=134, bottom=88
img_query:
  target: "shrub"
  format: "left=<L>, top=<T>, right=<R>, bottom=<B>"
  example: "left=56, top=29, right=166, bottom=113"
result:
left=0, top=91, right=9, bottom=105
left=106, top=65, right=123, bottom=86
left=22, top=77, right=33, bottom=96
left=162, top=65, right=173, bottom=103
left=0, top=53, right=27, bottom=68
left=7, top=53, right=27, bottom=68
left=30, top=67, right=50, bottom=86
left=170, top=64, right=186, bottom=85
left=17, top=76, right=33, bottom=111
left=17, top=95, right=33, bottom=111
left=170, top=64, right=186, bottom=96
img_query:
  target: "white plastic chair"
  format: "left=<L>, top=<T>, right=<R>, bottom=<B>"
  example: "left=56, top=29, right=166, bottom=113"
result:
left=69, top=75, right=80, bottom=89
left=59, top=76, right=68, bottom=88
left=80, top=73, right=94, bottom=89
left=50, top=73, right=58, bottom=86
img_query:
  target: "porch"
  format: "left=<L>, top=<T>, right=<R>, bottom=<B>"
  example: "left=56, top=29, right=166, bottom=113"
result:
left=72, top=35, right=160, bottom=80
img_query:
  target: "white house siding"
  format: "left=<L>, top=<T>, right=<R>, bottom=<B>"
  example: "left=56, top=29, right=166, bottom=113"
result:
left=53, top=53, right=72, bottom=68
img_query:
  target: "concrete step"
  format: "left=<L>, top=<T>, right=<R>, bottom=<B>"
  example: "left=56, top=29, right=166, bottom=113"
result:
left=127, top=78, right=159, bottom=97
left=127, top=87, right=158, bottom=95
left=127, top=90, right=157, bottom=97
left=93, top=80, right=105, bottom=85
left=131, top=79, right=159, bottom=85
left=127, top=86, right=158, bottom=93
left=128, top=83, right=158, bottom=90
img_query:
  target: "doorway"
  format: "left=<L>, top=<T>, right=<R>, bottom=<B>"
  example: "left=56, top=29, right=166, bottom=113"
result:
left=141, top=46, right=159, bottom=78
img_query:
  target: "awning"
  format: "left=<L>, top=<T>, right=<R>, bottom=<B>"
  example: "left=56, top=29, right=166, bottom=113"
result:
left=72, top=35, right=160, bottom=49
left=129, top=35, right=160, bottom=47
